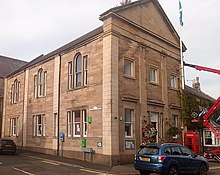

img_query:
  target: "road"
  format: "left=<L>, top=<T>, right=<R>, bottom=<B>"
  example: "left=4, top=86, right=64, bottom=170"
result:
left=0, top=153, right=220, bottom=175
left=0, top=153, right=107, bottom=175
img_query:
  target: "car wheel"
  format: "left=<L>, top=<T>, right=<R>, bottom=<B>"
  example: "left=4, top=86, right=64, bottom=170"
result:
left=139, top=170, right=150, bottom=175
left=168, top=166, right=178, bottom=175
left=197, top=164, right=207, bottom=175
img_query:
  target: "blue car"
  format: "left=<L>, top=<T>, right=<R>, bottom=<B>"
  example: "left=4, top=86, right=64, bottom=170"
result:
left=134, top=143, right=209, bottom=175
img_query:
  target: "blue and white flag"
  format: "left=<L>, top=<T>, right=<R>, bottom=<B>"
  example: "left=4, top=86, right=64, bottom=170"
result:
left=179, top=0, right=183, bottom=26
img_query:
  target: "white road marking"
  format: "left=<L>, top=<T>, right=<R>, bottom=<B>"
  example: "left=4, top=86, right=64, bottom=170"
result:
left=12, top=167, right=35, bottom=175
left=41, top=160, right=60, bottom=166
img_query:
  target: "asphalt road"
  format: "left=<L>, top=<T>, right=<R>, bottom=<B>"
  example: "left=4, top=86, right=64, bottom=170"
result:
left=0, top=153, right=106, bottom=175
left=0, top=153, right=220, bottom=175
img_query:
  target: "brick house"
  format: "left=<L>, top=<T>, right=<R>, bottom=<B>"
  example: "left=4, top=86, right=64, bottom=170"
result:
left=0, top=55, right=27, bottom=137
left=2, top=0, right=185, bottom=165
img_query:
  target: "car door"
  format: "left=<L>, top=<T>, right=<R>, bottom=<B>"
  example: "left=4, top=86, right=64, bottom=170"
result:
left=179, top=146, right=199, bottom=173
left=170, top=146, right=188, bottom=173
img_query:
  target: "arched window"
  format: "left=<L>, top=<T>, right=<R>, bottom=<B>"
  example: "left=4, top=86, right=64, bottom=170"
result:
left=38, top=69, right=43, bottom=96
left=74, top=53, right=82, bottom=87
left=11, top=79, right=19, bottom=104
left=34, top=68, right=47, bottom=98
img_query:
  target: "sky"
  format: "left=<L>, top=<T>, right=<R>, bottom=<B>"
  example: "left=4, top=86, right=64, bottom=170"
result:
left=0, top=0, right=219, bottom=99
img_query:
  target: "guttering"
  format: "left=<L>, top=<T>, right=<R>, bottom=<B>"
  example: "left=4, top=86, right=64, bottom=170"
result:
left=57, top=53, right=61, bottom=156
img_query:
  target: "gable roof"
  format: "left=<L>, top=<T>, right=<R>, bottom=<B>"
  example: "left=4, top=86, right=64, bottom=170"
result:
left=185, top=85, right=215, bottom=102
left=100, top=0, right=187, bottom=51
left=7, top=26, right=103, bottom=78
left=0, top=55, right=27, bottom=78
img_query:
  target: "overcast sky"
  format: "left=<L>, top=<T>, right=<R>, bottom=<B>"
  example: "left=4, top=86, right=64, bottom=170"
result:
left=0, top=0, right=219, bottom=99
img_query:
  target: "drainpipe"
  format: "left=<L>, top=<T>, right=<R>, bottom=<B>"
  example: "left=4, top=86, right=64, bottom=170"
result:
left=57, top=53, right=61, bottom=156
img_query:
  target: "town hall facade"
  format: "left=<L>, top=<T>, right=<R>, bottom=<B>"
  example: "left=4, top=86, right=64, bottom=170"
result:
left=2, top=0, right=185, bottom=165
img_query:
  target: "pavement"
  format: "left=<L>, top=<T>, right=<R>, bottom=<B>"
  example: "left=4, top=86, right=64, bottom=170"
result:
left=17, top=150, right=140, bottom=175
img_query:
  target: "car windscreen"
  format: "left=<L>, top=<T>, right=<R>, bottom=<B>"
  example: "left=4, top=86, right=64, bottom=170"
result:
left=138, top=146, right=159, bottom=155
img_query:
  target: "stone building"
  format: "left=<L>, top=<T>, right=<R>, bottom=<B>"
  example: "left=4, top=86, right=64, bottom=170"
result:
left=0, top=55, right=27, bottom=137
left=2, top=0, right=185, bottom=165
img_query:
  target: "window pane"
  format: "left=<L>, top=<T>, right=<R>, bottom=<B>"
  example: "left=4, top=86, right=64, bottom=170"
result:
left=125, top=109, right=132, bottom=122
left=150, top=68, right=157, bottom=83
left=74, top=110, right=80, bottom=122
left=124, top=59, right=133, bottom=76
left=125, top=123, right=132, bottom=136
left=74, top=123, right=80, bottom=135
left=75, top=54, right=82, bottom=72
left=76, top=73, right=82, bottom=87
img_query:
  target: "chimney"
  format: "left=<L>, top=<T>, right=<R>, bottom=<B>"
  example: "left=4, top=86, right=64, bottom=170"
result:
left=192, top=77, right=201, bottom=91
left=121, top=0, right=131, bottom=5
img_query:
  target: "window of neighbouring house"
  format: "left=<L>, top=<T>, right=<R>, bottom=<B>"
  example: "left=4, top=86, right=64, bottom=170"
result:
left=11, top=79, right=20, bottom=104
left=33, top=114, right=45, bottom=136
left=204, top=130, right=220, bottom=146
left=149, top=67, right=158, bottom=84
left=34, top=69, right=47, bottom=98
left=125, top=108, right=134, bottom=138
left=204, top=130, right=212, bottom=145
left=124, top=59, right=134, bottom=78
left=170, top=75, right=178, bottom=89
left=67, top=109, right=87, bottom=137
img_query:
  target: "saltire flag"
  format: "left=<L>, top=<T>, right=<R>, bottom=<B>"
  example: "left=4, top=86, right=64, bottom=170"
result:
left=179, top=0, right=183, bottom=26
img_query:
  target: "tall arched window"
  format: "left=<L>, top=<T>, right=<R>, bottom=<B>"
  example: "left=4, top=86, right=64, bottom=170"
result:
left=34, top=68, right=47, bottom=98
left=38, top=69, right=43, bottom=96
left=74, top=53, right=82, bottom=87
left=11, top=79, right=19, bottom=104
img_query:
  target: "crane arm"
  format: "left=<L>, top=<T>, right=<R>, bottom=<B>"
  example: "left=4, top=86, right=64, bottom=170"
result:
left=184, top=62, right=220, bottom=75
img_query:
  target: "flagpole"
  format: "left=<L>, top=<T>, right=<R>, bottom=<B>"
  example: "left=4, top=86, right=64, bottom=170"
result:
left=179, top=0, right=185, bottom=145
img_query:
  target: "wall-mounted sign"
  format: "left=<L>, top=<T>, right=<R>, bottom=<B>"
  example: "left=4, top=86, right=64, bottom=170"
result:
left=97, top=142, right=102, bottom=147
left=125, top=140, right=135, bottom=150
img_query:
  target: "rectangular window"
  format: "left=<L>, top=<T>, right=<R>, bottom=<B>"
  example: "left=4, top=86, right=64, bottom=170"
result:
left=204, top=131, right=212, bottom=145
left=171, top=75, right=177, bottom=89
left=34, top=75, right=37, bottom=98
left=11, top=84, right=14, bottom=104
left=74, top=55, right=82, bottom=88
left=67, top=111, right=72, bottom=137
left=171, top=115, right=178, bottom=127
left=125, top=108, right=134, bottom=138
left=54, top=113, right=58, bottom=137
left=43, top=72, right=47, bottom=96
left=33, top=114, right=45, bottom=136
left=83, top=56, right=88, bottom=86
left=82, top=110, right=87, bottom=137
left=67, top=109, right=87, bottom=137
left=73, top=110, right=81, bottom=137
left=150, top=67, right=158, bottom=84
left=124, top=59, right=134, bottom=77
left=10, top=118, right=17, bottom=136
left=159, top=113, right=164, bottom=138
left=68, top=62, right=73, bottom=89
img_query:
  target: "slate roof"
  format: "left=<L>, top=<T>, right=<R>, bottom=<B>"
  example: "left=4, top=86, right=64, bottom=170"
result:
left=7, top=26, right=103, bottom=78
left=0, top=55, right=27, bottom=78
left=185, top=85, right=215, bottom=102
